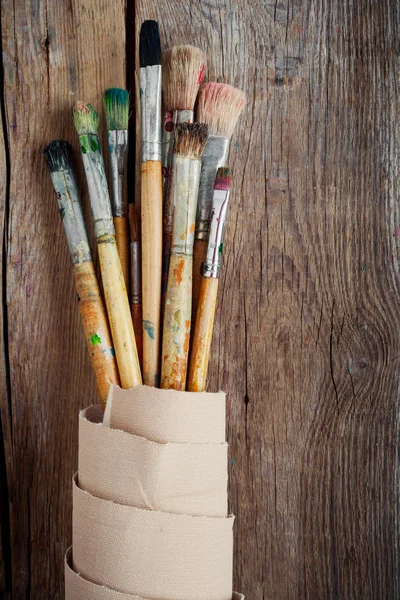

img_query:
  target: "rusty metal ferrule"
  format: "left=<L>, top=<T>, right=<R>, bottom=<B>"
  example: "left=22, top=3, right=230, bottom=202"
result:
left=194, top=135, right=230, bottom=241
left=108, top=129, right=128, bottom=218
left=203, top=188, right=230, bottom=278
left=169, top=154, right=202, bottom=256
left=140, top=65, right=162, bottom=162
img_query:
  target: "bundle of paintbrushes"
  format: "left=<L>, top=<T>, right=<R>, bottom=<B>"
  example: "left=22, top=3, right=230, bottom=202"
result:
left=44, top=19, right=246, bottom=406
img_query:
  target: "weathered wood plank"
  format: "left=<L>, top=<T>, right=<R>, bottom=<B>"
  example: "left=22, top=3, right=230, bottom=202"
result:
left=0, top=0, right=126, bottom=596
left=136, top=1, right=400, bottom=598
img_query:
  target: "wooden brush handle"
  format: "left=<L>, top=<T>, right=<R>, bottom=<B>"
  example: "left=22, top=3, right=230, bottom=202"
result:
left=141, top=161, right=162, bottom=387
left=192, top=239, right=208, bottom=327
left=187, top=277, right=219, bottom=392
left=74, top=261, right=120, bottom=410
left=161, top=231, right=172, bottom=321
left=161, top=254, right=192, bottom=390
left=98, top=237, right=142, bottom=388
left=131, top=302, right=143, bottom=371
left=114, top=216, right=130, bottom=293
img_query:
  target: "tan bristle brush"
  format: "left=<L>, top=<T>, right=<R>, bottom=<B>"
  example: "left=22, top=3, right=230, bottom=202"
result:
left=161, top=123, right=208, bottom=391
left=192, top=83, right=246, bottom=328
left=72, top=102, right=142, bottom=389
left=161, top=45, right=206, bottom=310
left=188, top=167, right=232, bottom=392
left=43, top=141, right=120, bottom=410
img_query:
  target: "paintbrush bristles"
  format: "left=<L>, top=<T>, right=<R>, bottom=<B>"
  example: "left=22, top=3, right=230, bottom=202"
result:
left=72, top=102, right=99, bottom=135
left=43, top=140, right=74, bottom=172
left=139, top=20, right=162, bottom=67
left=162, top=45, right=206, bottom=110
left=174, top=123, right=208, bottom=159
left=103, top=88, right=130, bottom=130
left=196, top=83, right=246, bottom=138
left=214, top=167, right=232, bottom=191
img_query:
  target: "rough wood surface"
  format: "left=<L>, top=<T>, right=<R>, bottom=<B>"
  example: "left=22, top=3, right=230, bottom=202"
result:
left=0, top=0, right=399, bottom=598
left=0, top=0, right=126, bottom=597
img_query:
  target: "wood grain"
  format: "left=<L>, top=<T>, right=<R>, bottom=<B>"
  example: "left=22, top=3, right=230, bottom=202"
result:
left=136, top=0, right=400, bottom=598
left=0, top=0, right=126, bottom=596
left=0, top=0, right=399, bottom=598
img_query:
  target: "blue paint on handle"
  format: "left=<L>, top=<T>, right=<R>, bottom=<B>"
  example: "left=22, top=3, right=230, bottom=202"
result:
left=143, top=320, right=155, bottom=340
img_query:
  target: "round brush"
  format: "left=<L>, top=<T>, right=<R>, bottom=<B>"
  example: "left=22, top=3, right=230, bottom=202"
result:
left=43, top=140, right=120, bottom=409
left=103, top=88, right=130, bottom=292
left=192, top=83, right=246, bottom=328
left=72, top=102, right=142, bottom=389
left=188, top=167, right=231, bottom=392
left=161, top=123, right=208, bottom=391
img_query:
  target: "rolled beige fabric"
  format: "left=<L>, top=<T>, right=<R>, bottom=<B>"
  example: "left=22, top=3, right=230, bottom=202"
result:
left=65, top=547, right=245, bottom=600
left=79, top=405, right=228, bottom=517
left=72, top=475, right=234, bottom=600
left=103, top=384, right=226, bottom=443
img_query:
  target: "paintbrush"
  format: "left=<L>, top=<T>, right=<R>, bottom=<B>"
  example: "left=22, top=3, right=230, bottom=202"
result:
left=187, top=167, right=231, bottom=392
left=103, top=88, right=130, bottom=292
left=72, top=101, right=142, bottom=389
left=192, top=83, right=246, bottom=327
left=161, top=45, right=206, bottom=311
left=140, top=20, right=163, bottom=387
left=161, top=123, right=208, bottom=391
left=129, top=203, right=142, bottom=369
left=43, top=140, right=120, bottom=409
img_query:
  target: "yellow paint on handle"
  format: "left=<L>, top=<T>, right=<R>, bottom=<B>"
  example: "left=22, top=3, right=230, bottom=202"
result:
left=73, top=261, right=120, bottom=410
left=191, top=239, right=208, bottom=330
left=141, top=160, right=162, bottom=386
left=187, top=277, right=219, bottom=392
left=98, top=236, right=142, bottom=388
left=114, top=216, right=130, bottom=293
left=161, top=254, right=192, bottom=390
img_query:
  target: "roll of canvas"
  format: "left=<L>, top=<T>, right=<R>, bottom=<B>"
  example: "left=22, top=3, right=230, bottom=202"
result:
left=79, top=405, right=228, bottom=517
left=72, top=476, right=234, bottom=600
left=65, top=548, right=245, bottom=600
left=103, top=384, right=226, bottom=443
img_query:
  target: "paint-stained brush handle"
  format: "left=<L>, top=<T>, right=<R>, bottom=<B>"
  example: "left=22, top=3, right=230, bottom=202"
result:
left=74, top=261, right=120, bottom=409
left=114, top=216, right=130, bottom=292
left=161, top=254, right=192, bottom=390
left=141, top=161, right=163, bottom=386
left=98, top=237, right=142, bottom=388
left=130, top=240, right=143, bottom=369
left=191, top=238, right=208, bottom=327
left=187, top=276, right=218, bottom=392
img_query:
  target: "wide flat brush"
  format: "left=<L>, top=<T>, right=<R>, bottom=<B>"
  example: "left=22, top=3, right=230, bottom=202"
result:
left=192, top=83, right=246, bottom=327
left=140, top=20, right=163, bottom=387
left=72, top=102, right=142, bottom=389
left=188, top=167, right=231, bottom=392
left=161, top=123, right=208, bottom=391
left=103, top=88, right=130, bottom=292
left=43, top=140, right=120, bottom=409
left=161, top=45, right=206, bottom=312
left=129, top=203, right=142, bottom=369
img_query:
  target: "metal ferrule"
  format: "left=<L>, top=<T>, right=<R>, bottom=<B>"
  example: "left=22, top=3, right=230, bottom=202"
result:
left=170, top=154, right=201, bottom=255
left=108, top=129, right=128, bottom=217
left=140, top=65, right=162, bottom=162
left=195, top=135, right=230, bottom=241
left=50, top=169, right=91, bottom=265
left=162, top=109, right=194, bottom=186
left=203, top=188, right=230, bottom=278
left=80, top=134, right=115, bottom=240
left=130, top=241, right=142, bottom=305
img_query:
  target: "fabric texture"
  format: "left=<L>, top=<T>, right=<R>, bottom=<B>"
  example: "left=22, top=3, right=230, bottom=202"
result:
left=79, top=405, right=228, bottom=516
left=72, top=475, right=234, bottom=600
left=103, top=384, right=226, bottom=443
left=65, top=548, right=245, bottom=600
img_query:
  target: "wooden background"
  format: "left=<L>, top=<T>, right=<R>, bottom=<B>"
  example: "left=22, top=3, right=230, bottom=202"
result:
left=0, top=0, right=399, bottom=598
